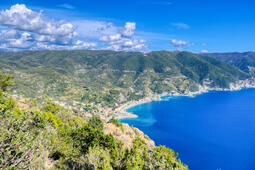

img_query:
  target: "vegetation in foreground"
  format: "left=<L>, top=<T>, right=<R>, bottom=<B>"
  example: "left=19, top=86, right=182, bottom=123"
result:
left=0, top=73, right=188, bottom=169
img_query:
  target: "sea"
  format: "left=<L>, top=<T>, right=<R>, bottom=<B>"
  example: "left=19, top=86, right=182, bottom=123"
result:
left=120, top=88, right=255, bottom=170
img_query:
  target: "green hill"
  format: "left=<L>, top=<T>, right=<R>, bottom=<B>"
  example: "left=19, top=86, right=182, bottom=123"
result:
left=0, top=50, right=249, bottom=109
left=0, top=73, right=188, bottom=169
left=0, top=50, right=253, bottom=169
left=204, top=52, right=255, bottom=73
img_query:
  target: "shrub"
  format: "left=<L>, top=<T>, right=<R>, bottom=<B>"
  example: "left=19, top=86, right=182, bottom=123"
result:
left=108, top=118, right=123, bottom=128
left=0, top=73, right=14, bottom=91
left=88, top=115, right=103, bottom=131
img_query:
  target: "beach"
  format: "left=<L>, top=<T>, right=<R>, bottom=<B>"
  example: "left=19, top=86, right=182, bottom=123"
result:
left=115, top=78, right=255, bottom=119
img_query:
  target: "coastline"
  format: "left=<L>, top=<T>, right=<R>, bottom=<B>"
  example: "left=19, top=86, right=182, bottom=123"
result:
left=114, top=95, right=162, bottom=120
left=115, top=78, right=255, bottom=120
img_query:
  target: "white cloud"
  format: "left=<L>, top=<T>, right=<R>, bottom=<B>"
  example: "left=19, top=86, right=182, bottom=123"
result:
left=0, top=4, right=147, bottom=51
left=0, top=29, right=33, bottom=49
left=201, top=49, right=209, bottom=53
left=72, top=40, right=97, bottom=49
left=99, top=22, right=147, bottom=51
left=172, top=23, right=190, bottom=29
left=0, top=29, right=18, bottom=41
left=0, top=4, right=77, bottom=44
left=121, top=22, right=136, bottom=37
left=109, top=34, right=122, bottom=41
left=71, top=20, right=117, bottom=39
left=171, top=39, right=190, bottom=47
left=33, top=40, right=97, bottom=50
left=0, top=4, right=96, bottom=50
left=58, top=4, right=75, bottom=9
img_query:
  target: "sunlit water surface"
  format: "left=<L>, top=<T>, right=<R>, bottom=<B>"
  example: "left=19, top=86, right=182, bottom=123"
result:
left=121, top=88, right=255, bottom=170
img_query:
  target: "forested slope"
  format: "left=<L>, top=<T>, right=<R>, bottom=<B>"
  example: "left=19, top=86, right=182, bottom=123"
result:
left=0, top=50, right=249, bottom=109
left=0, top=73, right=188, bottom=169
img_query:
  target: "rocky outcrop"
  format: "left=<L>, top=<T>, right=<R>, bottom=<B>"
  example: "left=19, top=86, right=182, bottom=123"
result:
left=103, top=123, right=155, bottom=149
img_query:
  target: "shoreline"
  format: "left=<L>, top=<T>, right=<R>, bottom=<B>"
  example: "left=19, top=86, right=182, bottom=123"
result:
left=114, top=95, right=162, bottom=120
left=115, top=78, right=255, bottom=120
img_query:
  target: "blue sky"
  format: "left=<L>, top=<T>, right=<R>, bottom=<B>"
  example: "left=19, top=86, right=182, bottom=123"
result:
left=0, top=0, right=254, bottom=52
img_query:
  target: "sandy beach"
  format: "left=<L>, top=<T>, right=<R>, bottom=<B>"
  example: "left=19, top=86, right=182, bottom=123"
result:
left=115, top=78, right=255, bottom=120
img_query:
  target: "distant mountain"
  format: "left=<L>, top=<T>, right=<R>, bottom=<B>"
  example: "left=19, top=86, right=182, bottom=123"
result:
left=0, top=50, right=250, bottom=108
left=204, top=52, right=255, bottom=73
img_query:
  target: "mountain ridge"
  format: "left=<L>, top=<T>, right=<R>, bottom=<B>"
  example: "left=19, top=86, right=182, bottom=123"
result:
left=1, top=50, right=255, bottom=169
left=203, top=51, right=255, bottom=73
left=0, top=50, right=250, bottom=111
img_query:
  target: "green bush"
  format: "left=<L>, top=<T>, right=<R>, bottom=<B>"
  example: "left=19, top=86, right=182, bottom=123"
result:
left=0, top=73, right=188, bottom=169
left=108, top=118, right=123, bottom=129
left=88, top=115, right=104, bottom=131
left=0, top=73, right=14, bottom=92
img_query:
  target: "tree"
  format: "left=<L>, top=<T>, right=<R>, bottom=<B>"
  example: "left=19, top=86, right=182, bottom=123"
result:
left=0, top=73, right=14, bottom=91
left=88, top=115, right=104, bottom=131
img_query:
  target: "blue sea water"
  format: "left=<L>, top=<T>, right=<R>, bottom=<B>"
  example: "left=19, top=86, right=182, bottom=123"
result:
left=120, top=88, right=255, bottom=170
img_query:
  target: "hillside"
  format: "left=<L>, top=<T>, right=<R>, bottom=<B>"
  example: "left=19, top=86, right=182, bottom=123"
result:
left=204, top=52, right=255, bottom=73
left=0, top=73, right=187, bottom=169
left=0, top=50, right=253, bottom=169
left=0, top=50, right=250, bottom=111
